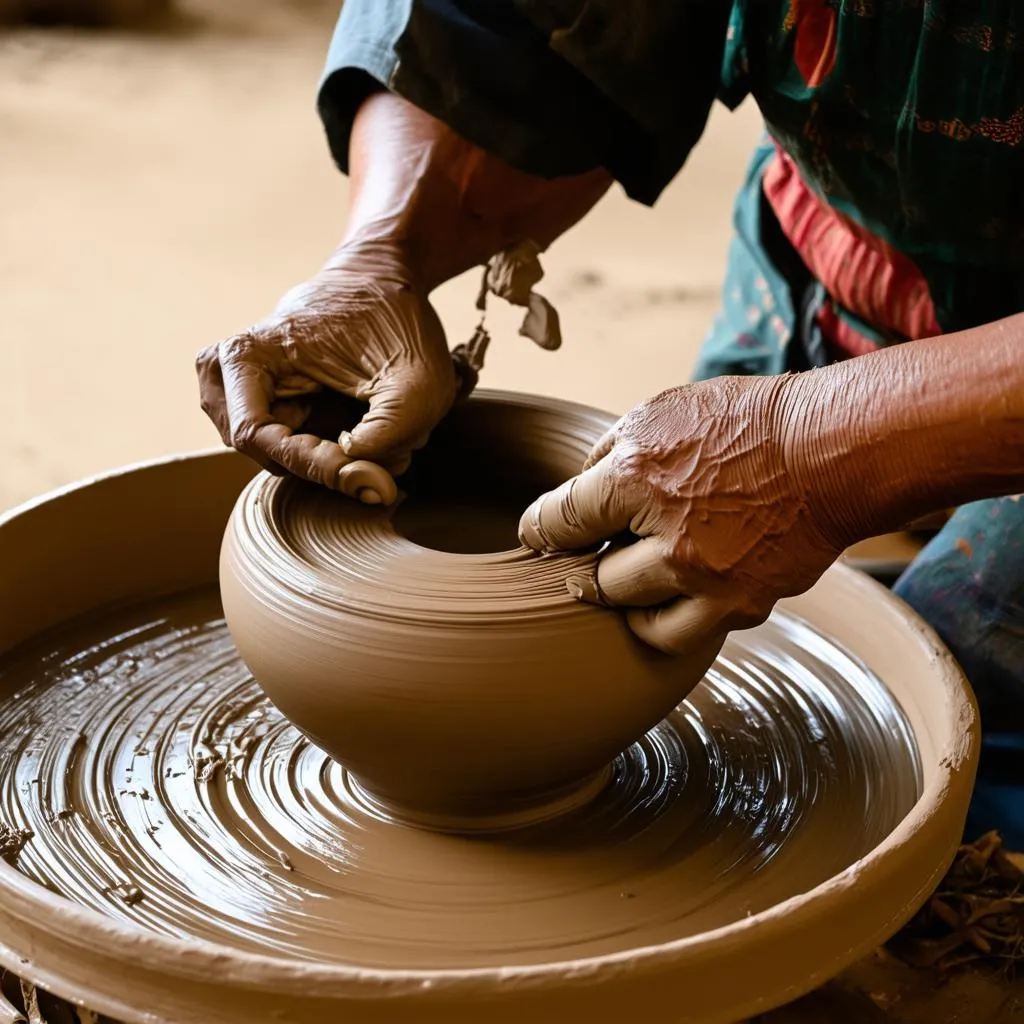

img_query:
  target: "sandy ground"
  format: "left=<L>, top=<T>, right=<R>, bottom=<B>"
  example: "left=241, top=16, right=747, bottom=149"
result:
left=0, top=0, right=762, bottom=511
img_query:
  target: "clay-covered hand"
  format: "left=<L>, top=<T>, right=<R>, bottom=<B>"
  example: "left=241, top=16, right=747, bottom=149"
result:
left=518, top=376, right=847, bottom=654
left=196, top=245, right=464, bottom=499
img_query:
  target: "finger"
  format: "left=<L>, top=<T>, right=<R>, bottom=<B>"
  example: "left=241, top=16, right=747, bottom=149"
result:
left=269, top=434, right=393, bottom=504
left=626, top=597, right=725, bottom=657
left=256, top=400, right=309, bottom=476
left=336, top=460, right=398, bottom=506
left=270, top=399, right=310, bottom=433
left=270, top=391, right=409, bottom=479
left=220, top=338, right=347, bottom=484
left=195, top=345, right=231, bottom=444
left=583, top=422, right=620, bottom=471
left=565, top=538, right=682, bottom=608
left=225, top=367, right=402, bottom=494
left=266, top=432, right=359, bottom=493
left=383, top=453, right=413, bottom=478
left=518, top=461, right=633, bottom=553
left=220, top=340, right=291, bottom=474
left=340, top=371, right=450, bottom=462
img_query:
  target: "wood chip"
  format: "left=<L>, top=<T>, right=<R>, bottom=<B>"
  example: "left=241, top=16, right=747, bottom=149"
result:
left=888, top=831, right=1024, bottom=975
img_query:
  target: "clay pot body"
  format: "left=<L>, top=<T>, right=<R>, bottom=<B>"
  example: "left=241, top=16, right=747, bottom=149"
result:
left=220, top=392, right=721, bottom=825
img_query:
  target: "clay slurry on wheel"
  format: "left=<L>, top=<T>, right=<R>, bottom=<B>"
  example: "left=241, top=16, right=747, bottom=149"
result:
left=0, top=585, right=920, bottom=968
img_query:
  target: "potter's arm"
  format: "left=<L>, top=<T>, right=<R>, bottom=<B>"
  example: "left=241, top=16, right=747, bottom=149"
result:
left=195, top=89, right=608, bottom=494
left=784, top=314, right=1024, bottom=545
left=519, top=316, right=1024, bottom=654
left=340, top=93, right=612, bottom=295
left=196, top=1, right=732, bottom=492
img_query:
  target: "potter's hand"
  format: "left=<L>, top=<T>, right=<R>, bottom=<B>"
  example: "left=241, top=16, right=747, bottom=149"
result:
left=195, top=90, right=610, bottom=498
left=518, top=377, right=845, bottom=654
left=196, top=246, right=464, bottom=496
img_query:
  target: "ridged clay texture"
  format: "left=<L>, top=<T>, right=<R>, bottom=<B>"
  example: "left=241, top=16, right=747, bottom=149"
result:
left=219, top=392, right=723, bottom=828
left=0, top=586, right=922, bottom=970
left=0, top=445, right=979, bottom=1024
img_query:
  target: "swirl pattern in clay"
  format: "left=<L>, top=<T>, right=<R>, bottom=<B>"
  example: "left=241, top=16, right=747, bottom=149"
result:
left=220, top=394, right=722, bottom=823
left=0, top=586, right=920, bottom=969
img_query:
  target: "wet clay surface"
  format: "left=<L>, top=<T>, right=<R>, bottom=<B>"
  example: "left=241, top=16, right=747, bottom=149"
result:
left=0, top=585, right=920, bottom=969
left=219, top=395, right=727, bottom=826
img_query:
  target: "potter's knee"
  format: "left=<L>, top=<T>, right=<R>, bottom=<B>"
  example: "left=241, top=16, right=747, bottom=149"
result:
left=896, top=546, right=1024, bottom=726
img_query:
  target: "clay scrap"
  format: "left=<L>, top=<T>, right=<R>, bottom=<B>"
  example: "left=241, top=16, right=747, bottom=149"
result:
left=0, top=825, right=32, bottom=867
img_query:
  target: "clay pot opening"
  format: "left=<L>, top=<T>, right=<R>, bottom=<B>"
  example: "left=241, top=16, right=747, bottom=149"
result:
left=390, top=397, right=588, bottom=555
left=390, top=490, right=525, bottom=555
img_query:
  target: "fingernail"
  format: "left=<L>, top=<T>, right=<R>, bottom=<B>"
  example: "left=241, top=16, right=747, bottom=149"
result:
left=566, top=574, right=603, bottom=605
left=359, top=489, right=383, bottom=505
left=518, top=501, right=549, bottom=553
left=339, top=431, right=354, bottom=454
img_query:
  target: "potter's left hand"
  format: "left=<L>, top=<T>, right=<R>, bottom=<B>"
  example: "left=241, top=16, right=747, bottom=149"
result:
left=518, top=376, right=846, bottom=654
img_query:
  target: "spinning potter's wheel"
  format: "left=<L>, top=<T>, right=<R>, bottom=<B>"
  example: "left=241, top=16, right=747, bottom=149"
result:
left=0, top=393, right=978, bottom=1024
left=220, top=392, right=723, bottom=827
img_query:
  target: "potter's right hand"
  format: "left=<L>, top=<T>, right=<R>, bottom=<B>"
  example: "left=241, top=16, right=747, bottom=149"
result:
left=517, top=376, right=848, bottom=655
left=195, top=245, right=465, bottom=493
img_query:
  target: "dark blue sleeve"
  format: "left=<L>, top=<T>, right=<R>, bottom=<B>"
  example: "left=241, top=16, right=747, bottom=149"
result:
left=317, top=0, right=732, bottom=206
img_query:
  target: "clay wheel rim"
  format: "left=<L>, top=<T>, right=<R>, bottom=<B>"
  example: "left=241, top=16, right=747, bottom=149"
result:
left=0, top=434, right=979, bottom=1004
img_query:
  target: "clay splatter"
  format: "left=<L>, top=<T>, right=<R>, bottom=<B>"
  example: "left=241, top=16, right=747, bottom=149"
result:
left=0, top=585, right=920, bottom=970
left=0, top=825, right=33, bottom=867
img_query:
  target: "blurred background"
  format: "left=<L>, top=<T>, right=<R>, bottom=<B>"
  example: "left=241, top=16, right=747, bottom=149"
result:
left=0, top=0, right=762, bottom=512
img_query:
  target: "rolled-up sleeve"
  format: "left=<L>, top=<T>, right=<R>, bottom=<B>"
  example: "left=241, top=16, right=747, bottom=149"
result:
left=317, top=0, right=732, bottom=206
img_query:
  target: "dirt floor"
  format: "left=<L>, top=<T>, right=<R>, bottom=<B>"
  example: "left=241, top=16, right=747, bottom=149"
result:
left=0, top=0, right=762, bottom=513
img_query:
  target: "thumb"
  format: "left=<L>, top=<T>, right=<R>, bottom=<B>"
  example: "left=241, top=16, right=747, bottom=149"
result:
left=340, top=367, right=454, bottom=461
left=626, top=596, right=726, bottom=661
left=583, top=420, right=621, bottom=470
left=519, top=459, right=633, bottom=553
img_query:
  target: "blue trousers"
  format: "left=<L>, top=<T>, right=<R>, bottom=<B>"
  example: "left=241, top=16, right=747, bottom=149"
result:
left=895, top=500, right=1024, bottom=848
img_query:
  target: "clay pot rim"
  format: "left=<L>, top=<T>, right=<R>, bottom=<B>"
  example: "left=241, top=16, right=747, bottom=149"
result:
left=233, top=388, right=610, bottom=623
left=242, top=474, right=600, bottom=624
left=0, top=443, right=979, bottom=1003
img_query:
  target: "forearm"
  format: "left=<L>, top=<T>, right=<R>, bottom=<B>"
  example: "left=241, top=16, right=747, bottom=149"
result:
left=335, top=92, right=612, bottom=291
left=785, top=315, right=1024, bottom=546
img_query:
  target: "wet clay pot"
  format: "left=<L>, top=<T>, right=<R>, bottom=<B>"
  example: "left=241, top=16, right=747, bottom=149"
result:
left=0, top=448, right=980, bottom=1024
left=219, top=391, right=723, bottom=827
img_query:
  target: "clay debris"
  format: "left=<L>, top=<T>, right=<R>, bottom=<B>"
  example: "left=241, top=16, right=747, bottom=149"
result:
left=0, top=824, right=33, bottom=866
left=889, top=831, right=1024, bottom=974
left=475, top=242, right=562, bottom=352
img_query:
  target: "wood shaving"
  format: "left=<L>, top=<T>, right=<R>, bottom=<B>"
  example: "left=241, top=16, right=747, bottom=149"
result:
left=888, top=832, right=1024, bottom=975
